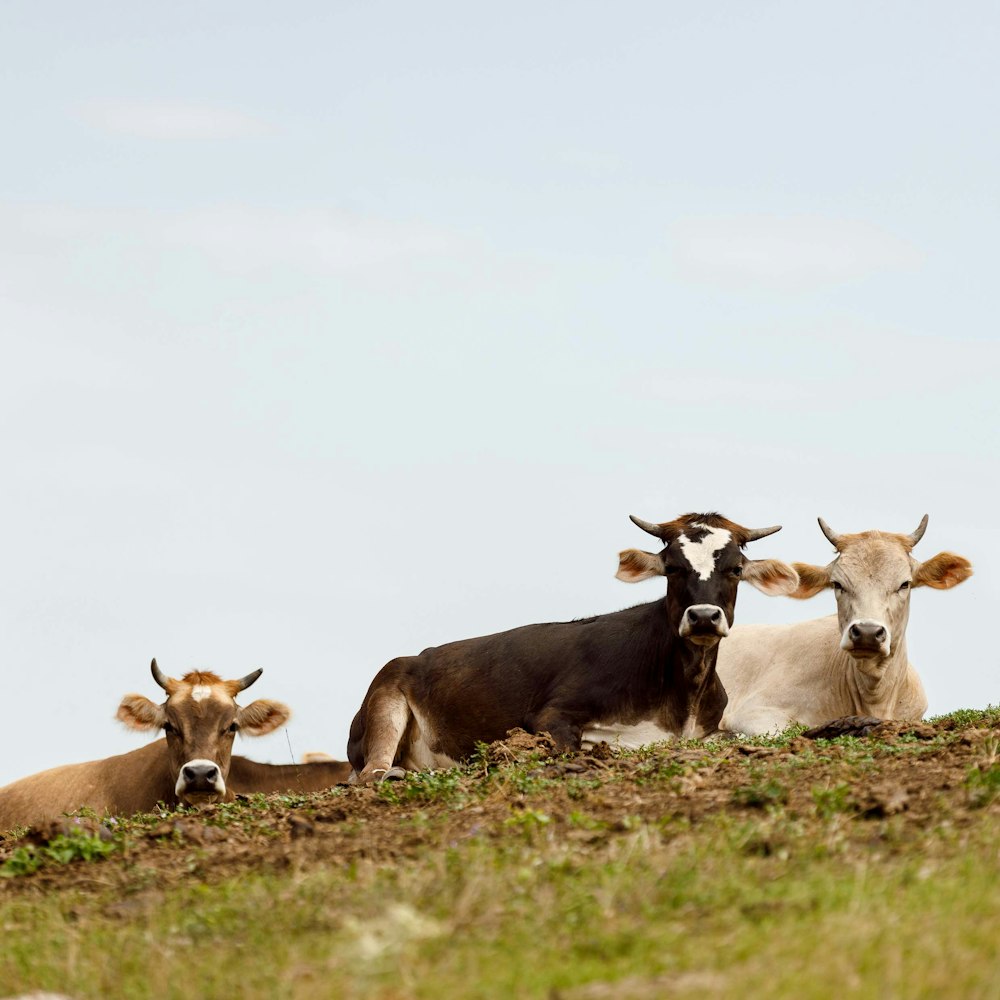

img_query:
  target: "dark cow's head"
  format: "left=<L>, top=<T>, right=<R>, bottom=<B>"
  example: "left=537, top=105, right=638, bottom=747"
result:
left=790, top=516, right=972, bottom=662
left=116, top=660, right=291, bottom=804
left=616, top=512, right=799, bottom=644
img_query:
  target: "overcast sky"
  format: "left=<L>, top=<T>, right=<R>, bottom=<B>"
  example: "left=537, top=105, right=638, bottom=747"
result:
left=2, top=2, right=997, bottom=786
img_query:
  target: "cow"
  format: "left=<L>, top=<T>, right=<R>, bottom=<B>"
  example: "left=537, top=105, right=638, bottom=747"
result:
left=716, top=515, right=973, bottom=736
left=0, top=661, right=352, bottom=831
left=347, top=512, right=800, bottom=783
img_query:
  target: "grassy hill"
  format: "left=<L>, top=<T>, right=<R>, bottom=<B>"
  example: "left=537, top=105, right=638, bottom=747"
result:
left=1, top=708, right=998, bottom=999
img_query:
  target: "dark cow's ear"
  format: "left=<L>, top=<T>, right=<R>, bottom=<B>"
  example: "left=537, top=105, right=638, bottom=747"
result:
left=236, top=699, right=292, bottom=737
left=913, top=552, right=973, bottom=590
left=616, top=549, right=665, bottom=583
left=788, top=562, right=831, bottom=599
left=742, top=559, right=799, bottom=596
left=116, top=694, right=166, bottom=731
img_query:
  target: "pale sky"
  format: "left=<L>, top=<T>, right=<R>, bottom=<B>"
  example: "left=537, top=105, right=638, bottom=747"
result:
left=2, top=2, right=997, bottom=785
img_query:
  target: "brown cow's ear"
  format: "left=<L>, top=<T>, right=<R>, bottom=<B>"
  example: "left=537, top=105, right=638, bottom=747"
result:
left=116, top=694, right=166, bottom=731
left=788, top=563, right=831, bottom=599
left=616, top=549, right=665, bottom=583
left=742, top=559, right=799, bottom=596
left=913, top=552, right=973, bottom=590
left=237, top=699, right=292, bottom=737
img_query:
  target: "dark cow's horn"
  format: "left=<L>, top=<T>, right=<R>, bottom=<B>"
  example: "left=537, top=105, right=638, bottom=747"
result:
left=907, top=514, right=929, bottom=547
left=817, top=517, right=841, bottom=548
left=232, top=668, right=263, bottom=692
left=150, top=658, right=176, bottom=694
left=745, top=525, right=782, bottom=542
left=629, top=514, right=669, bottom=540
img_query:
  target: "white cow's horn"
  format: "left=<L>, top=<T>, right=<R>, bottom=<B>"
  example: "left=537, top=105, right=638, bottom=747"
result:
left=629, top=514, right=669, bottom=540
left=745, top=525, right=781, bottom=542
left=907, top=514, right=929, bottom=547
left=232, top=668, right=263, bottom=692
left=818, top=517, right=842, bottom=548
left=150, top=658, right=174, bottom=692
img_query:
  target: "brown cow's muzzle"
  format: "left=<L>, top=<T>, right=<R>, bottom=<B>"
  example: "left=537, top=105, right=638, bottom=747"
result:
left=175, top=759, right=227, bottom=803
left=679, top=604, right=730, bottom=645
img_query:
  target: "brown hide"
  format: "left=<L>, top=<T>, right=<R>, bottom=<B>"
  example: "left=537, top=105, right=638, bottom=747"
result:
left=0, top=740, right=351, bottom=833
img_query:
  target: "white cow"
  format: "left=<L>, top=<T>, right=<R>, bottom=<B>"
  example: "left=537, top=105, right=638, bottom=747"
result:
left=717, top=516, right=972, bottom=736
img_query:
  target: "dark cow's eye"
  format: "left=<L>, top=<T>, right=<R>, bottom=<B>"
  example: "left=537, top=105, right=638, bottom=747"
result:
left=664, top=565, right=681, bottom=576
left=730, top=566, right=743, bottom=577
left=162, top=722, right=175, bottom=734
left=832, top=581, right=843, bottom=592
left=899, top=581, right=911, bottom=591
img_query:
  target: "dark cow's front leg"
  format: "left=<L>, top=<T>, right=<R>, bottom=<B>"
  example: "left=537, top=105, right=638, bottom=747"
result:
left=528, top=707, right=584, bottom=753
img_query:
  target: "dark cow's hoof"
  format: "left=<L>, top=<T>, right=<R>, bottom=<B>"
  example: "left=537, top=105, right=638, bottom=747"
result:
left=802, top=716, right=884, bottom=739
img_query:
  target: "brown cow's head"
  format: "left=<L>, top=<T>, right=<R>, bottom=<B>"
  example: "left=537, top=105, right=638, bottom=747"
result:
left=116, top=660, right=291, bottom=805
left=616, top=512, right=799, bottom=645
left=789, top=516, right=972, bottom=664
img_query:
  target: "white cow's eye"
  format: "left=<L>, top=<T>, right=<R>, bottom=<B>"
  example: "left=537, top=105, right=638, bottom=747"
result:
left=899, top=581, right=911, bottom=591
left=832, top=582, right=843, bottom=592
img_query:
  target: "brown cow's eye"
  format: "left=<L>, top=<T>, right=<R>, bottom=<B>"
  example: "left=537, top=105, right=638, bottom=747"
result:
left=163, top=722, right=175, bottom=734
left=228, top=722, right=239, bottom=733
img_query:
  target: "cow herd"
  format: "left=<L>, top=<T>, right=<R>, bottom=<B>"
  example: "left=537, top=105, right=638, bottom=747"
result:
left=0, top=511, right=973, bottom=832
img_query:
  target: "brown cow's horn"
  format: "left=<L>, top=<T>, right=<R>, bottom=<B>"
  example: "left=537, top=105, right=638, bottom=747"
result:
left=232, top=668, right=263, bottom=692
left=817, top=517, right=841, bottom=547
left=907, top=514, right=929, bottom=547
left=629, top=514, right=669, bottom=540
left=150, top=658, right=173, bottom=692
left=745, top=525, right=782, bottom=542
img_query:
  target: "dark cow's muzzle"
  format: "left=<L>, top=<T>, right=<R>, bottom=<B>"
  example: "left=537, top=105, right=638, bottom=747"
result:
left=841, top=620, right=890, bottom=659
left=679, top=604, right=730, bottom=645
left=175, top=758, right=227, bottom=802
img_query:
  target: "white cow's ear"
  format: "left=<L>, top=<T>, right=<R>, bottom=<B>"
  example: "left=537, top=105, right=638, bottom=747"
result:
left=742, top=559, right=799, bottom=596
left=913, top=552, right=973, bottom=590
left=787, top=562, right=831, bottom=599
left=116, top=694, right=166, bottom=731
left=616, top=549, right=665, bottom=582
left=237, top=699, right=292, bottom=737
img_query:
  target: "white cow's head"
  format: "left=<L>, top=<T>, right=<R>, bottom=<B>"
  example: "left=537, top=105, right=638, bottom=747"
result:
left=790, top=516, right=972, bottom=666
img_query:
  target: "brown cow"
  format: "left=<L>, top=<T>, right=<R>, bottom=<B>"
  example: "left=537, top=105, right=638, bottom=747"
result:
left=0, top=661, right=352, bottom=831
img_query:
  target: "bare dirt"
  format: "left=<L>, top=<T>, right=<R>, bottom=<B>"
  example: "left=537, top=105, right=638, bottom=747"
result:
left=2, top=715, right=997, bottom=904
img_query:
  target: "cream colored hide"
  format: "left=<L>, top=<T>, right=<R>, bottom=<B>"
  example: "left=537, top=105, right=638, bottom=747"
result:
left=717, top=517, right=973, bottom=736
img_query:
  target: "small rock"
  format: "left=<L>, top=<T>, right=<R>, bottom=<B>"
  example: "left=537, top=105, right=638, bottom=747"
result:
left=855, top=784, right=909, bottom=818
left=288, top=816, right=315, bottom=839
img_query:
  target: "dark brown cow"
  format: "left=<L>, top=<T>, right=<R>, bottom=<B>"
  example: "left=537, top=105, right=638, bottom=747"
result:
left=348, top=512, right=799, bottom=783
left=0, top=661, right=352, bottom=831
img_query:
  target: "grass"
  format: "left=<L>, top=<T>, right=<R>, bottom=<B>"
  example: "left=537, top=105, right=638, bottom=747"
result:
left=1, top=812, right=998, bottom=999
left=0, top=707, right=997, bottom=999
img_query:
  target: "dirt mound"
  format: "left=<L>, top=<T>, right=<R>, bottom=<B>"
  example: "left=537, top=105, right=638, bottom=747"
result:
left=1, top=712, right=997, bottom=899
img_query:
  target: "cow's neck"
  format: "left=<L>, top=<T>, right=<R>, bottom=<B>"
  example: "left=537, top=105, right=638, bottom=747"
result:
left=635, top=601, right=722, bottom=715
left=839, top=637, right=911, bottom=716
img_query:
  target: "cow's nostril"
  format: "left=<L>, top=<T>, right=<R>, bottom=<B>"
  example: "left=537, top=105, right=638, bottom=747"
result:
left=710, top=610, right=721, bottom=623
left=876, top=628, right=886, bottom=641
left=850, top=625, right=862, bottom=640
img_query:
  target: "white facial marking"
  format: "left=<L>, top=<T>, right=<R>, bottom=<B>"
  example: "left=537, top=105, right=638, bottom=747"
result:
left=190, top=685, right=213, bottom=702
left=679, top=525, right=732, bottom=581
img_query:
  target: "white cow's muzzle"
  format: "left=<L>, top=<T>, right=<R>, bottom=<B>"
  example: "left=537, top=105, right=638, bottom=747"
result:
left=841, top=619, right=891, bottom=659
